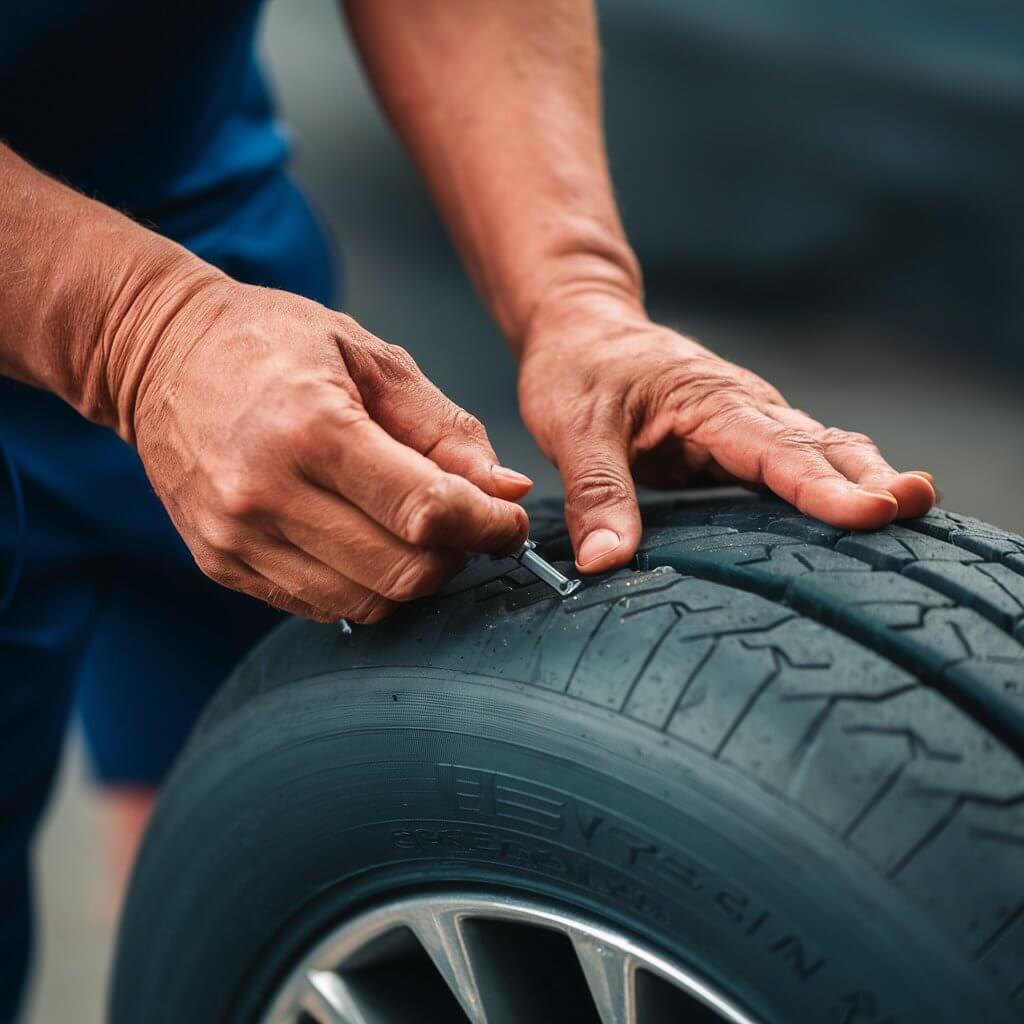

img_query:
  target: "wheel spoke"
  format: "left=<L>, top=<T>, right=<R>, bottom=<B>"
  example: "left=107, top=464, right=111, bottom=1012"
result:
left=300, top=969, right=370, bottom=1024
left=571, top=933, right=637, bottom=1024
left=261, top=894, right=752, bottom=1024
left=405, top=906, right=490, bottom=1023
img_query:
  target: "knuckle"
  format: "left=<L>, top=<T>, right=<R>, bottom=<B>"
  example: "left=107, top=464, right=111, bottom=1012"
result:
left=820, top=427, right=875, bottom=451
left=789, top=468, right=838, bottom=507
left=346, top=593, right=396, bottom=625
left=378, top=551, right=447, bottom=603
left=213, top=476, right=268, bottom=520
left=374, top=342, right=419, bottom=382
left=202, top=517, right=246, bottom=557
left=194, top=549, right=241, bottom=589
left=400, top=478, right=456, bottom=545
left=768, top=427, right=819, bottom=455
left=262, top=585, right=327, bottom=622
left=260, top=583, right=293, bottom=613
left=307, top=608, right=337, bottom=624
left=565, top=461, right=633, bottom=515
left=448, top=407, right=488, bottom=443
left=267, top=403, right=322, bottom=455
left=697, top=395, right=754, bottom=434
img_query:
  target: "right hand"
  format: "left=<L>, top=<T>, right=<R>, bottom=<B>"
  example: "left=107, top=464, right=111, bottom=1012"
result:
left=119, top=273, right=531, bottom=623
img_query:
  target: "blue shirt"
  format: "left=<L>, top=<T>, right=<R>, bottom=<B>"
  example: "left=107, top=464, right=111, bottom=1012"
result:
left=1, top=0, right=287, bottom=221
left=0, top=1, right=337, bottom=621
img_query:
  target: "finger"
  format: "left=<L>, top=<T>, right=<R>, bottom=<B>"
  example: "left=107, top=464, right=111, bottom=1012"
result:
left=555, top=419, right=642, bottom=574
left=632, top=435, right=743, bottom=489
left=275, top=484, right=465, bottom=602
left=295, top=402, right=528, bottom=554
left=698, top=406, right=900, bottom=529
left=769, top=407, right=936, bottom=518
left=343, top=338, right=533, bottom=500
left=242, top=537, right=398, bottom=624
left=190, top=548, right=336, bottom=622
left=818, top=433, right=936, bottom=518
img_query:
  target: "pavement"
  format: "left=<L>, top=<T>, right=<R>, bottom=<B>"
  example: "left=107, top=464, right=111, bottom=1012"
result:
left=20, top=0, right=1024, bottom=1022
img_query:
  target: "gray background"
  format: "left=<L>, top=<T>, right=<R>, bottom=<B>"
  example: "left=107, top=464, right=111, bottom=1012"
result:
left=23, top=1, right=1024, bottom=1021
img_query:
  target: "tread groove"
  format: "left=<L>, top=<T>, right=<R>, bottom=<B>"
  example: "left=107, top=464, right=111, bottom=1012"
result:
left=974, top=903, right=1024, bottom=961
left=662, top=636, right=720, bottom=729
left=889, top=800, right=962, bottom=878
left=565, top=602, right=616, bottom=691
left=206, top=495, right=1024, bottom=1016
left=842, top=760, right=908, bottom=840
left=713, top=648, right=783, bottom=759
left=630, top=509, right=1024, bottom=755
left=616, top=607, right=682, bottom=712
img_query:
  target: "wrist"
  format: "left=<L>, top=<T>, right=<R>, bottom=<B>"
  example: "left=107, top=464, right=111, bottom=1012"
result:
left=518, top=283, right=647, bottom=365
left=78, top=230, right=225, bottom=441
left=511, top=244, right=644, bottom=357
left=0, top=146, right=226, bottom=438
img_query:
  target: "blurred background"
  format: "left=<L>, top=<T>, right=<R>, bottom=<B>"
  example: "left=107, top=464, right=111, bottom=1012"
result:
left=23, top=0, right=1024, bottom=1020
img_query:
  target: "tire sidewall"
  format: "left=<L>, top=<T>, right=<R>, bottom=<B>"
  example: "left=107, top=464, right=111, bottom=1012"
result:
left=112, top=668, right=1010, bottom=1024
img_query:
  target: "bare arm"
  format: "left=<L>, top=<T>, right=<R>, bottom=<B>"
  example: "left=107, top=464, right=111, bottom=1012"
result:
left=0, top=144, right=528, bottom=620
left=343, top=0, right=639, bottom=347
left=346, top=0, right=936, bottom=570
left=0, top=144, right=208, bottom=435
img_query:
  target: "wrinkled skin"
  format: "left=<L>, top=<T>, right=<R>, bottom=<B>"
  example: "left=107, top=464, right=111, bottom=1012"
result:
left=130, top=280, right=933, bottom=621
left=131, top=279, right=530, bottom=623
left=519, top=307, right=936, bottom=573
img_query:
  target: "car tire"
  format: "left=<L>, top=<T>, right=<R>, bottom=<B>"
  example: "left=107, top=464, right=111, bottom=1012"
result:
left=110, top=494, right=1024, bottom=1024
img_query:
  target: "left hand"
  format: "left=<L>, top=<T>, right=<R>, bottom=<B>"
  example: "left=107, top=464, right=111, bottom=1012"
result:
left=518, top=305, right=936, bottom=574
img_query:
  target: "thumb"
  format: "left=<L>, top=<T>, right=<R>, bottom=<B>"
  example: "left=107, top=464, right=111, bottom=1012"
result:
left=557, top=424, right=642, bottom=574
left=345, top=337, right=533, bottom=501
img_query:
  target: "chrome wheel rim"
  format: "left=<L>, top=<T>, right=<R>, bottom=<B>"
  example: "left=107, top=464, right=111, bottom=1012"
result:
left=260, top=892, right=759, bottom=1024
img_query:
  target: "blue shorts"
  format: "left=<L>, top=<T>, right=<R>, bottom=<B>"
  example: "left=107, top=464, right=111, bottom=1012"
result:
left=0, top=170, right=336, bottom=1018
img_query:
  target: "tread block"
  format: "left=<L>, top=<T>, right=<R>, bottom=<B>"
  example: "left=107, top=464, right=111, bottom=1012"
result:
left=642, top=525, right=737, bottom=549
left=838, top=526, right=983, bottom=569
left=650, top=501, right=1024, bottom=648
left=530, top=602, right=616, bottom=692
left=623, top=635, right=717, bottom=729
left=563, top=568, right=683, bottom=613
left=641, top=532, right=865, bottom=600
left=785, top=690, right=963, bottom=841
left=568, top=577, right=794, bottom=715
left=638, top=525, right=1024, bottom=747
left=665, top=636, right=779, bottom=753
left=896, top=800, right=1024, bottom=996
left=272, top=494, right=1024, bottom=1010
left=790, top=568, right=953, bottom=614
left=906, top=562, right=1024, bottom=634
left=906, top=510, right=1024, bottom=563
left=568, top=603, right=680, bottom=710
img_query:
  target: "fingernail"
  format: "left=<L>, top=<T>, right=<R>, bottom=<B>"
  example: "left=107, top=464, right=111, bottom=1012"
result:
left=858, top=486, right=899, bottom=504
left=578, top=528, right=621, bottom=567
left=907, top=470, right=935, bottom=485
left=491, top=465, right=533, bottom=487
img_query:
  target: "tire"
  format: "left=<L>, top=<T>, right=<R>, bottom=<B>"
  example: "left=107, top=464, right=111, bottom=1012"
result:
left=110, top=494, right=1024, bottom=1024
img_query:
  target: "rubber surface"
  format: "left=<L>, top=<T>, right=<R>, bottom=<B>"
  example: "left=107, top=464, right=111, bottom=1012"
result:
left=111, top=495, right=1024, bottom=1024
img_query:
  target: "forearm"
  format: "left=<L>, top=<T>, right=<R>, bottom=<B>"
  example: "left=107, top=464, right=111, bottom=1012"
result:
left=0, top=144, right=218, bottom=436
left=344, top=0, right=643, bottom=352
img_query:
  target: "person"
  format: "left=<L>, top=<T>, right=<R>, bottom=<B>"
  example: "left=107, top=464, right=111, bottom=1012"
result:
left=0, top=1, right=936, bottom=1017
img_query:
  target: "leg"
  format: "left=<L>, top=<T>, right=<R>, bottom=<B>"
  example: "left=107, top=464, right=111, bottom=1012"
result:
left=75, top=564, right=281, bottom=915
left=0, top=556, right=100, bottom=1022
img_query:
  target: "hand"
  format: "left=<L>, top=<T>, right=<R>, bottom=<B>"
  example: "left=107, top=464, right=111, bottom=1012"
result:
left=518, top=305, right=936, bottom=574
left=121, top=275, right=531, bottom=622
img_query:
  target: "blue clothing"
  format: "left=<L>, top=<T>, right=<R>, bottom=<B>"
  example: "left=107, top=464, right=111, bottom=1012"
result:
left=0, top=5, right=338, bottom=1017
left=1, top=0, right=287, bottom=219
left=0, top=172, right=336, bottom=1021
